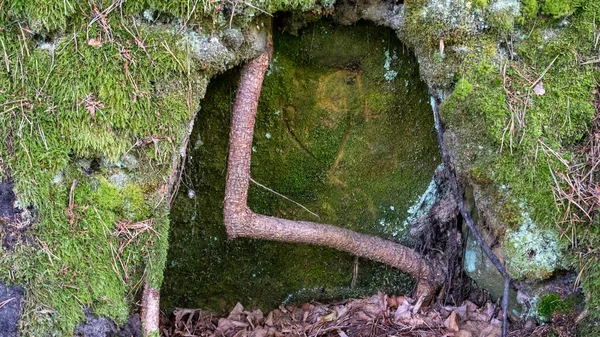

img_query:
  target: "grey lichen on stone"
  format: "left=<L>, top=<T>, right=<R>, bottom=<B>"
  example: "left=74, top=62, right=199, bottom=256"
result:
left=180, top=32, right=232, bottom=68
left=77, top=158, right=93, bottom=172
left=418, top=0, right=477, bottom=34
left=221, top=28, right=245, bottom=51
left=178, top=22, right=268, bottom=72
left=51, top=170, right=65, bottom=185
left=504, top=212, right=563, bottom=280
left=489, top=0, right=520, bottom=15
left=109, top=171, right=130, bottom=189
left=117, top=154, right=140, bottom=171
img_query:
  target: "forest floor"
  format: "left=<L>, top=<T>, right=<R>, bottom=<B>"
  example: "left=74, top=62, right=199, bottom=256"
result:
left=159, top=292, right=581, bottom=337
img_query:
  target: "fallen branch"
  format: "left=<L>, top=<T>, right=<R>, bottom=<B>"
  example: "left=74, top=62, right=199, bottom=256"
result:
left=430, top=97, right=511, bottom=337
left=223, top=43, right=445, bottom=301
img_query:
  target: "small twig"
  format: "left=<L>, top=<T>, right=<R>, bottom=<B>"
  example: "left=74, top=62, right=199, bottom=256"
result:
left=531, top=55, right=559, bottom=89
left=351, top=256, right=359, bottom=289
left=162, top=41, right=185, bottom=73
left=412, top=292, right=427, bottom=314
left=0, top=37, right=9, bottom=73
left=538, top=139, right=569, bottom=167
left=229, top=1, right=237, bottom=29
left=250, top=177, right=320, bottom=219
left=242, top=1, right=273, bottom=16
left=67, top=179, right=78, bottom=224
left=580, top=58, right=600, bottom=66
left=0, top=298, right=15, bottom=309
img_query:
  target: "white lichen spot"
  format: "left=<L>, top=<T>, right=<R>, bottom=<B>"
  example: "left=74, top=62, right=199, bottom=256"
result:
left=274, top=110, right=280, bottom=116
left=39, top=41, right=57, bottom=55
left=265, top=133, right=271, bottom=139
left=541, top=29, right=558, bottom=42
left=504, top=212, right=562, bottom=280
left=489, top=0, right=520, bottom=16
left=51, top=171, right=64, bottom=185
left=267, top=57, right=281, bottom=76
left=143, top=9, right=154, bottom=21
left=383, top=49, right=398, bottom=82
left=465, top=249, right=477, bottom=273
left=252, top=146, right=257, bottom=153
left=194, top=137, right=204, bottom=150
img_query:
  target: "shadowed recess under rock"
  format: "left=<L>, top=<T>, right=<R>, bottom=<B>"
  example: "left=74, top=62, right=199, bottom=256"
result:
left=0, top=283, right=23, bottom=337
left=161, top=18, right=440, bottom=313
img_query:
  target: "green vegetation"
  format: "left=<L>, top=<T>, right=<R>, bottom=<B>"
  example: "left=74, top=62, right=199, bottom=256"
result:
left=0, top=0, right=268, bottom=333
left=452, top=78, right=473, bottom=101
left=522, top=0, right=540, bottom=19
left=537, top=292, right=579, bottom=319
left=540, top=0, right=574, bottom=18
left=161, top=19, right=439, bottom=312
left=1, top=0, right=599, bottom=333
left=430, top=0, right=600, bottom=321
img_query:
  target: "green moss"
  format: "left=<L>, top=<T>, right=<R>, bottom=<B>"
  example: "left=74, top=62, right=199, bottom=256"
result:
left=473, top=0, right=489, bottom=9
left=122, top=184, right=152, bottom=220
left=452, top=78, right=474, bottom=100
left=537, top=292, right=578, bottom=319
left=540, top=0, right=574, bottom=17
left=522, top=0, right=540, bottom=19
left=437, top=0, right=600, bottom=316
left=487, top=9, right=516, bottom=37
left=161, top=19, right=438, bottom=312
left=0, top=5, right=217, bottom=334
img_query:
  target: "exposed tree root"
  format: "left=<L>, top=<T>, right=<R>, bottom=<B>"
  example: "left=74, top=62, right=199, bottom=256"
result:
left=430, top=98, right=512, bottom=337
left=141, top=281, right=161, bottom=337
left=223, top=45, right=445, bottom=302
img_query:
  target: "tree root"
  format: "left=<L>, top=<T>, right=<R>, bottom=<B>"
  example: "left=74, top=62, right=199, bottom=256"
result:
left=430, top=97, right=512, bottom=337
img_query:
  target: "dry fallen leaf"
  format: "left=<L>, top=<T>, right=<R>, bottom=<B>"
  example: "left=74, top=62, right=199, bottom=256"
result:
left=88, top=38, right=102, bottom=48
left=444, top=311, right=460, bottom=332
left=319, top=311, right=337, bottom=322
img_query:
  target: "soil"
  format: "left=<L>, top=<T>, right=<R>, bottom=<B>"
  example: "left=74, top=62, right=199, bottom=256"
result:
left=0, top=180, right=33, bottom=250
left=0, top=283, right=23, bottom=337
left=75, top=309, right=142, bottom=337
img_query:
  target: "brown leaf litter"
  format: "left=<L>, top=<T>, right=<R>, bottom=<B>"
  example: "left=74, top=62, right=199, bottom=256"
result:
left=160, top=292, right=504, bottom=337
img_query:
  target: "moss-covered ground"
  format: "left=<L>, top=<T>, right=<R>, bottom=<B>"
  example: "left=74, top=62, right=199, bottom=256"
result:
left=0, top=12, right=207, bottom=335
left=0, top=0, right=299, bottom=334
left=161, top=19, right=440, bottom=313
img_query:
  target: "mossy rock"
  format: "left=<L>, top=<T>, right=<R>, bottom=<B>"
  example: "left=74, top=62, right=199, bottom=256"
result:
left=161, top=19, right=440, bottom=312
